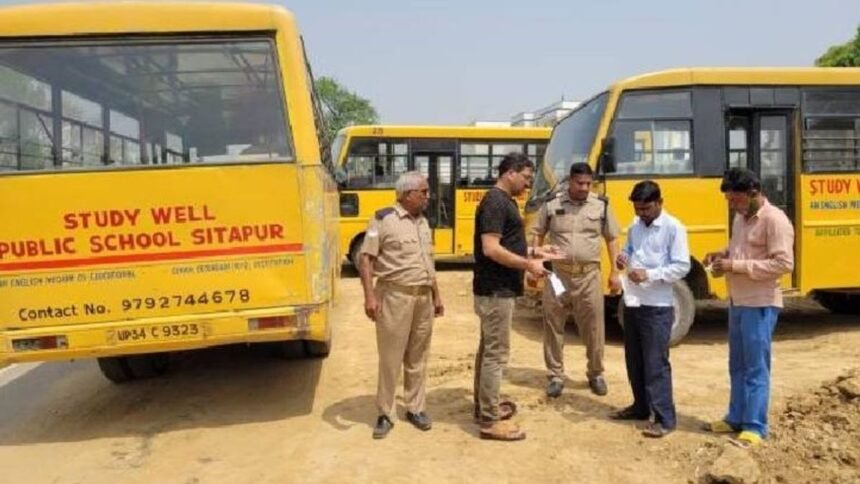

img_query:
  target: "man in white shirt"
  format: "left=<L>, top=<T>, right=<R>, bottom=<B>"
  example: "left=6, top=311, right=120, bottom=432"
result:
left=611, top=180, right=690, bottom=438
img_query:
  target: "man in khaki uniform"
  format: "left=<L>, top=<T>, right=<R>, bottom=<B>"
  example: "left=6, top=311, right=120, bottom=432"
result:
left=531, top=162, right=622, bottom=398
left=359, top=171, right=444, bottom=440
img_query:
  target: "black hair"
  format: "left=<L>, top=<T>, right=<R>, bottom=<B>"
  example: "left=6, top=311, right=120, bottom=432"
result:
left=497, top=152, right=534, bottom=176
left=628, top=180, right=662, bottom=203
left=569, top=162, right=593, bottom=177
left=720, top=167, right=762, bottom=193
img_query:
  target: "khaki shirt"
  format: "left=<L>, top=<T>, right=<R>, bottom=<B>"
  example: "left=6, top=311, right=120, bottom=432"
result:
left=360, top=204, right=435, bottom=286
left=531, top=191, right=620, bottom=263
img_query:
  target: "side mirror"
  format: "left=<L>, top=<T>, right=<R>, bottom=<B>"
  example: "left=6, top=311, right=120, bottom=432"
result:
left=598, top=137, right=616, bottom=174
left=334, top=167, right=348, bottom=187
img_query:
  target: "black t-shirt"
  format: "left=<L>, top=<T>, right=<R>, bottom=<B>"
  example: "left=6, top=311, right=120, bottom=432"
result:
left=473, top=187, right=527, bottom=297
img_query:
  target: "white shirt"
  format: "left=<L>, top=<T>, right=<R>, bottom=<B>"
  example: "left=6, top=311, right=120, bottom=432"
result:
left=622, top=211, right=691, bottom=307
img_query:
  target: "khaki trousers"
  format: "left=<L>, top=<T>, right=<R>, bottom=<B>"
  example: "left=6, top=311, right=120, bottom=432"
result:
left=374, top=284, right=434, bottom=417
left=542, top=268, right=605, bottom=381
left=473, top=295, right=514, bottom=421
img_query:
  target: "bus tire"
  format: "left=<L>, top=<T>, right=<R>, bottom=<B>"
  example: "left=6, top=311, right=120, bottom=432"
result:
left=617, top=280, right=696, bottom=346
left=97, top=356, right=135, bottom=384
left=304, top=339, right=331, bottom=358
left=349, top=235, right=365, bottom=270
left=126, top=353, right=170, bottom=379
left=815, top=291, right=860, bottom=315
left=272, top=340, right=306, bottom=359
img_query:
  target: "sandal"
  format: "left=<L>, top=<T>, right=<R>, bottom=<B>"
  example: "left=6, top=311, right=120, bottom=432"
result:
left=474, top=400, right=518, bottom=423
left=479, top=420, right=526, bottom=441
left=729, top=430, right=762, bottom=449
left=703, top=420, right=737, bottom=434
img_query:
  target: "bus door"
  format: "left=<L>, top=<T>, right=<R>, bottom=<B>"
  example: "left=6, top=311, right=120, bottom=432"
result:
left=414, top=151, right=455, bottom=256
left=726, top=109, right=797, bottom=287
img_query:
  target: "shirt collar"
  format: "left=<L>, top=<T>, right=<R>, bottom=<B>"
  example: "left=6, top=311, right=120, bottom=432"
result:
left=560, top=191, right=589, bottom=205
left=752, top=197, right=770, bottom=219
left=636, top=211, right=666, bottom=228
left=492, top=185, right=516, bottom=201
left=394, top=203, right=410, bottom=218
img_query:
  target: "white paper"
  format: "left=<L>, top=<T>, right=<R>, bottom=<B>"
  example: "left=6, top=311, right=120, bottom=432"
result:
left=548, top=272, right=566, bottom=298
left=621, top=276, right=641, bottom=307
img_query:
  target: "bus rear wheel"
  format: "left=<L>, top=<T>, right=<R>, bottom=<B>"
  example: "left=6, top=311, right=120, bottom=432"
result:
left=304, top=339, right=331, bottom=358
left=617, top=280, right=696, bottom=346
left=271, top=339, right=331, bottom=359
left=815, top=291, right=860, bottom=315
left=97, top=353, right=170, bottom=383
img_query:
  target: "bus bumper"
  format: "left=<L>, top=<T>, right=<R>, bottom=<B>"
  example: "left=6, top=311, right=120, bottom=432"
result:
left=0, top=303, right=330, bottom=364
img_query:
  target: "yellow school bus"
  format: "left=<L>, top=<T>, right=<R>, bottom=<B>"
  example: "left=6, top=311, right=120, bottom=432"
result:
left=526, top=67, right=860, bottom=344
left=0, top=2, right=339, bottom=381
left=334, top=125, right=551, bottom=265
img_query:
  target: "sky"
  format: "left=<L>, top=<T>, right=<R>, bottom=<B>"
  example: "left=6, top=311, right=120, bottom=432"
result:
left=284, top=0, right=858, bottom=124
left=3, top=0, right=857, bottom=125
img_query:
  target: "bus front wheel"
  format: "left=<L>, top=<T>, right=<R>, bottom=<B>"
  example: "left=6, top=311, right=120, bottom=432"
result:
left=815, top=291, right=860, bottom=315
left=349, top=235, right=365, bottom=270
left=617, top=280, right=696, bottom=346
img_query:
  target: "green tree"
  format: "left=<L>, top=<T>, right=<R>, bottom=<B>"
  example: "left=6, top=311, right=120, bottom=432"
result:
left=816, top=25, right=860, bottom=66
left=314, top=76, right=379, bottom=142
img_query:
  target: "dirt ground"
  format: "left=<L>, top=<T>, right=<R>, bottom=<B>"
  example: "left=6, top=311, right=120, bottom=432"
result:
left=1, top=265, right=859, bottom=484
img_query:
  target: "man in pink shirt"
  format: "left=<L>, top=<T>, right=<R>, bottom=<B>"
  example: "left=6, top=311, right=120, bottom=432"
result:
left=704, top=168, right=794, bottom=448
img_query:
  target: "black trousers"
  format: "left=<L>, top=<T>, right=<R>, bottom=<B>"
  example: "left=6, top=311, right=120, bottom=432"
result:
left=623, top=305, right=676, bottom=429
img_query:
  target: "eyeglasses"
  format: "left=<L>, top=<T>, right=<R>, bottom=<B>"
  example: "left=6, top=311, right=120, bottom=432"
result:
left=409, top=188, right=430, bottom=195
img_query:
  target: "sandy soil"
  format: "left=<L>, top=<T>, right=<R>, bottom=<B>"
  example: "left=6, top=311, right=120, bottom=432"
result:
left=1, top=265, right=859, bottom=484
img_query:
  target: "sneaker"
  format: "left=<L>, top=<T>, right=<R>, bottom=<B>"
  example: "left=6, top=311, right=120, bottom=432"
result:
left=372, top=415, right=394, bottom=439
left=406, top=411, right=432, bottom=431
left=641, top=422, right=674, bottom=438
left=589, top=375, right=608, bottom=396
left=546, top=380, right=564, bottom=398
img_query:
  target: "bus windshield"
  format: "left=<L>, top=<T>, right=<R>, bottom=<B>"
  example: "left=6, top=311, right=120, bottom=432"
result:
left=0, top=36, right=291, bottom=171
left=530, top=92, right=608, bottom=202
left=331, top=131, right=347, bottom=169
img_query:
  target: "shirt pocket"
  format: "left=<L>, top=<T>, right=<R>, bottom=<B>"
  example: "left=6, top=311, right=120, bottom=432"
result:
left=746, top=226, right=767, bottom=250
left=583, top=212, right=603, bottom=234
left=550, top=213, right=575, bottom=233
left=398, top=235, right=421, bottom=255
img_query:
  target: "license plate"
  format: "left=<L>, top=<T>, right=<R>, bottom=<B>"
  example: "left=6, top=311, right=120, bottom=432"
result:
left=108, top=322, right=202, bottom=344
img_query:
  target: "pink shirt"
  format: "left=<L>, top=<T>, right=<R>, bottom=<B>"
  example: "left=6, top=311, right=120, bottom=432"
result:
left=726, top=198, right=794, bottom=308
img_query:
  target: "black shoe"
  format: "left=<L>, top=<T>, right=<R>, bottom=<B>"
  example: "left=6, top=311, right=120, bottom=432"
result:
left=406, top=411, right=432, bottom=431
left=546, top=380, right=564, bottom=398
left=589, top=376, right=608, bottom=396
left=641, top=422, right=674, bottom=438
left=372, top=415, right=394, bottom=439
left=609, top=406, right=650, bottom=421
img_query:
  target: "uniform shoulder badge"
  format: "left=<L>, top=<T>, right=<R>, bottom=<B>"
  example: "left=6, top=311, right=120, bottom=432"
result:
left=375, top=207, right=396, bottom=220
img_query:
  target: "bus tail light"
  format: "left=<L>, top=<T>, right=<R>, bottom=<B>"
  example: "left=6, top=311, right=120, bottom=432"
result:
left=248, top=316, right=294, bottom=331
left=248, top=307, right=315, bottom=331
left=12, top=335, right=68, bottom=352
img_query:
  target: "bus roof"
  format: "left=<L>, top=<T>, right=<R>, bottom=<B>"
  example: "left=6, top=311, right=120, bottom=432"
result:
left=612, top=67, right=860, bottom=91
left=339, top=125, right=552, bottom=140
left=0, top=2, right=294, bottom=37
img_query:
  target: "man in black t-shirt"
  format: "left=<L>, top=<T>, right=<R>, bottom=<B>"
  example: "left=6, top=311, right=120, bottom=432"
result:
left=472, top=152, right=560, bottom=441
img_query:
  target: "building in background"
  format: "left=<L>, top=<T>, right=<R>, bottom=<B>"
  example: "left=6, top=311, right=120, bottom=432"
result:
left=511, top=98, right=580, bottom=127
left=470, top=98, right=581, bottom=128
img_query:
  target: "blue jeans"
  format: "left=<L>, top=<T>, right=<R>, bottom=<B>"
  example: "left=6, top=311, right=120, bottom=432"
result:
left=725, top=305, right=779, bottom=437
